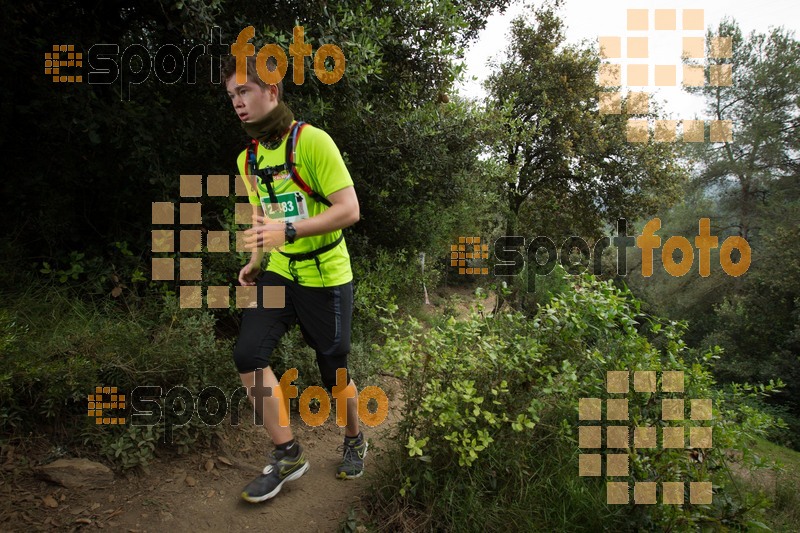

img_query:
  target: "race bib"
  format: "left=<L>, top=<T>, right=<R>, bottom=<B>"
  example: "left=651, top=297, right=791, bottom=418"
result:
left=260, top=191, right=309, bottom=223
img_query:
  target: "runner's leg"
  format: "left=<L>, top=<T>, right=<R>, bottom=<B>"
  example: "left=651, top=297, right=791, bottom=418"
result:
left=239, top=367, right=292, bottom=444
left=233, top=271, right=296, bottom=444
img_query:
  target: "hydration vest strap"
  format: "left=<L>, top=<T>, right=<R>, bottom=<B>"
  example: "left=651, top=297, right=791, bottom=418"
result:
left=245, top=140, right=279, bottom=206
left=279, top=233, right=343, bottom=262
left=280, top=233, right=344, bottom=286
left=286, top=123, right=332, bottom=207
left=245, top=122, right=332, bottom=208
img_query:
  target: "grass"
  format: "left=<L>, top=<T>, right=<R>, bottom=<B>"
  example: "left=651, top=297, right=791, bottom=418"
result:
left=746, top=437, right=800, bottom=532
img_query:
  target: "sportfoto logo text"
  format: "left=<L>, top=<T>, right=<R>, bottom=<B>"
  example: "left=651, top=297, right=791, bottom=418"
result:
left=46, top=26, right=345, bottom=99
left=451, top=218, right=750, bottom=285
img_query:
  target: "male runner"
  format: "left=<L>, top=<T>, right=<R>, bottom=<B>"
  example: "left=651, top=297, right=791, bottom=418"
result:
left=223, top=55, right=366, bottom=503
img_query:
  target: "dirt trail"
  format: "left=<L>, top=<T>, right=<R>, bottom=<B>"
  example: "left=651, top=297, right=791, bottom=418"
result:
left=0, top=378, right=401, bottom=533
left=0, top=288, right=487, bottom=532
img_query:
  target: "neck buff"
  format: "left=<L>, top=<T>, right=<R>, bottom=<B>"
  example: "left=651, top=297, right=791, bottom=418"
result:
left=241, top=101, right=294, bottom=146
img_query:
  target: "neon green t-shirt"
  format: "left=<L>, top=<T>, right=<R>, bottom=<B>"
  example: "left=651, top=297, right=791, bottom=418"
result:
left=236, top=122, right=354, bottom=287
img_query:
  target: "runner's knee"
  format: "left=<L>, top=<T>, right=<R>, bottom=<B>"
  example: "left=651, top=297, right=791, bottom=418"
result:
left=319, top=360, right=350, bottom=392
left=233, top=339, right=271, bottom=374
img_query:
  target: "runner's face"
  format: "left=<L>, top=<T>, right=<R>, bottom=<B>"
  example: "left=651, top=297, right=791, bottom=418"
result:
left=225, top=76, right=278, bottom=123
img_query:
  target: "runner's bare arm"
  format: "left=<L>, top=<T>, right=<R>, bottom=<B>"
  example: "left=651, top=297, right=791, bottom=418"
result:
left=244, top=186, right=359, bottom=251
left=252, top=186, right=360, bottom=239
left=294, top=186, right=359, bottom=238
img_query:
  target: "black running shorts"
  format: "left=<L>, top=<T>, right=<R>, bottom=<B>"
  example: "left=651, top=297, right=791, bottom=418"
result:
left=232, top=271, right=353, bottom=390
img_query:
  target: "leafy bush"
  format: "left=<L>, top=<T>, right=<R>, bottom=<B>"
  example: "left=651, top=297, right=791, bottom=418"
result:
left=0, top=287, right=239, bottom=470
left=352, top=247, right=441, bottom=339
left=369, top=268, right=784, bottom=531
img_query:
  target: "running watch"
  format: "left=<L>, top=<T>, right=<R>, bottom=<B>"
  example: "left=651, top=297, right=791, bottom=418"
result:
left=285, top=222, right=297, bottom=244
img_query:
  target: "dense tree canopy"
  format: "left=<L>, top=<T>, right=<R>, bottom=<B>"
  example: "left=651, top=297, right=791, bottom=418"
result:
left=627, top=19, right=800, bottom=430
left=484, top=5, right=686, bottom=240
left=0, top=0, right=511, bottom=273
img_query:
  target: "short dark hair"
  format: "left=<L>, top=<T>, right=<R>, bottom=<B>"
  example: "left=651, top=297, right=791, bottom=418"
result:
left=221, top=55, right=284, bottom=102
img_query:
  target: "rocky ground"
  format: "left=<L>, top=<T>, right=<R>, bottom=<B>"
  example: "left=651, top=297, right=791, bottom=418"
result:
left=0, top=378, right=402, bottom=533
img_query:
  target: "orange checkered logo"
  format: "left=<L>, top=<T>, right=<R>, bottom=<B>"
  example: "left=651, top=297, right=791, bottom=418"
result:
left=579, top=370, right=713, bottom=505
left=88, top=386, right=126, bottom=425
left=44, top=44, right=83, bottom=83
left=450, top=236, right=489, bottom=276
left=151, top=175, right=287, bottom=309
left=598, top=7, right=733, bottom=143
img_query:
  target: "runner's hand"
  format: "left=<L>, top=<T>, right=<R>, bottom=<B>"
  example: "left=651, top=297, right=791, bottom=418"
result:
left=238, top=262, right=261, bottom=286
left=243, top=217, right=286, bottom=251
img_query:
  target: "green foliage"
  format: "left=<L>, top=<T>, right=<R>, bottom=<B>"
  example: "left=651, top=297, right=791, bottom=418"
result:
left=484, top=3, right=686, bottom=238
left=0, top=286, right=238, bottom=470
left=627, top=19, right=800, bottom=445
left=370, top=269, right=783, bottom=531
left=1, top=0, right=511, bottom=268
left=748, top=438, right=800, bottom=531
left=351, top=247, right=441, bottom=338
left=340, top=97, right=498, bottom=256
left=99, top=424, right=162, bottom=471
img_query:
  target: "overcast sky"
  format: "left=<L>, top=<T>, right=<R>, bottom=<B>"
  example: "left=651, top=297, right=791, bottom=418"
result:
left=457, top=0, right=800, bottom=120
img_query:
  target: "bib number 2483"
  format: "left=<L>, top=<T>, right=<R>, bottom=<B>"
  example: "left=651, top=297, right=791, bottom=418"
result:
left=260, top=191, right=308, bottom=223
